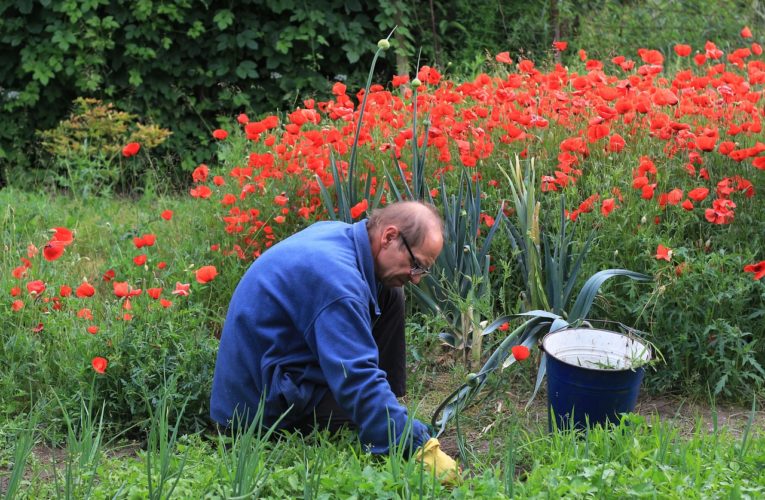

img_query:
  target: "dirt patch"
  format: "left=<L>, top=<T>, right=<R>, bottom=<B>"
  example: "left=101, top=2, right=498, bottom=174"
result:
left=1, top=439, right=143, bottom=490
left=634, top=394, right=764, bottom=437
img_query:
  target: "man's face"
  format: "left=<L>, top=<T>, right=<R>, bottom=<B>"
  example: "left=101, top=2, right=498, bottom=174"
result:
left=375, top=226, right=443, bottom=287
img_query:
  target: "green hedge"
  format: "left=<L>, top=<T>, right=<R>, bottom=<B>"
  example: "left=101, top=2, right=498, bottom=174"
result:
left=0, top=0, right=411, bottom=183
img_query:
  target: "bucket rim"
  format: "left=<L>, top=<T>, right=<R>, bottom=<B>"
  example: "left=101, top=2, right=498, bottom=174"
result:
left=541, top=327, right=652, bottom=372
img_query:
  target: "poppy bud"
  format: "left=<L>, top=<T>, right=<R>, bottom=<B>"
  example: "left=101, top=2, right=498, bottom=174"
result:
left=465, top=373, right=480, bottom=387
left=411, top=78, right=422, bottom=88
left=377, top=39, right=390, bottom=51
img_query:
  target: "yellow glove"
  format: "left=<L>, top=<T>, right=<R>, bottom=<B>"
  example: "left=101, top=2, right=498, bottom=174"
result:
left=414, top=437, right=461, bottom=485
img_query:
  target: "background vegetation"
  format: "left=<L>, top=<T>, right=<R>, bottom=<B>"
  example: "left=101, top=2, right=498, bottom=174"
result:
left=2, top=0, right=761, bottom=187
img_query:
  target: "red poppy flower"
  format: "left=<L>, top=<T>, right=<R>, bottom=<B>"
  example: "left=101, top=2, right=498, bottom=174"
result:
left=688, top=187, right=709, bottom=202
left=122, top=142, right=141, bottom=157
left=332, top=81, right=347, bottom=95
left=12, top=266, right=27, bottom=279
left=511, top=345, right=530, bottom=361
left=667, top=189, right=683, bottom=205
left=43, top=242, right=65, bottom=261
left=172, top=282, right=190, bottom=296
left=147, top=287, right=162, bottom=299
left=641, top=184, right=655, bottom=200
left=190, top=185, right=212, bottom=199
left=11, top=286, right=21, bottom=297
left=196, top=266, right=218, bottom=284
left=743, top=261, right=765, bottom=280
left=741, top=26, right=753, bottom=38
left=212, top=129, right=228, bottom=140
left=12, top=300, right=24, bottom=311
left=495, top=51, right=512, bottom=64
left=32, top=323, right=44, bottom=333
left=350, top=199, right=368, bottom=219
left=160, top=299, right=172, bottom=308
left=76, top=282, right=95, bottom=298
left=192, top=164, right=209, bottom=183
left=77, top=308, right=93, bottom=320
left=113, top=281, right=129, bottom=298
left=26, top=280, right=46, bottom=296
left=161, top=210, right=173, bottom=221
left=682, top=199, right=694, bottom=211
left=552, top=41, right=568, bottom=51
left=638, top=48, right=664, bottom=65
left=273, top=194, right=288, bottom=206
left=601, top=198, right=616, bottom=217
left=391, top=74, right=410, bottom=87
left=133, top=254, right=147, bottom=266
left=91, top=357, right=108, bottom=374
left=102, top=269, right=115, bottom=281
left=608, top=134, right=626, bottom=153
left=157, top=262, right=167, bottom=270
left=51, top=227, right=73, bottom=246
left=237, top=113, right=249, bottom=124
left=587, top=124, right=610, bottom=143
left=87, top=325, right=99, bottom=335
left=673, top=44, right=692, bottom=57
left=655, top=244, right=672, bottom=261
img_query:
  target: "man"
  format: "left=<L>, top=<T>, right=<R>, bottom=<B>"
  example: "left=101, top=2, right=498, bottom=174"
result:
left=210, top=201, right=458, bottom=482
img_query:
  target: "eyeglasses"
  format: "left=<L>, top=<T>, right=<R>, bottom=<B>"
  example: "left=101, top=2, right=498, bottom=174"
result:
left=400, top=233, right=431, bottom=276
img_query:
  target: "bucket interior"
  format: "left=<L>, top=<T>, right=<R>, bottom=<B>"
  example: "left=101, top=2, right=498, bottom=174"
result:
left=542, top=328, right=651, bottom=371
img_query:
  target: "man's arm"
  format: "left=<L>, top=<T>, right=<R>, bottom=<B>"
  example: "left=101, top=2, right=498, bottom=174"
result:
left=309, top=297, right=430, bottom=454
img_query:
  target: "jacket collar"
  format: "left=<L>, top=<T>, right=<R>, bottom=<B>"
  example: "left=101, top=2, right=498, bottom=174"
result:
left=352, top=219, right=380, bottom=315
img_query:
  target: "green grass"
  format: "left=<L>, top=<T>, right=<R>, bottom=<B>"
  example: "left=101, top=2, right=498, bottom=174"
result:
left=6, top=394, right=764, bottom=498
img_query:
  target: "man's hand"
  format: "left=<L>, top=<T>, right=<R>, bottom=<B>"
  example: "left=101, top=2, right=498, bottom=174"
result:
left=414, top=437, right=462, bottom=485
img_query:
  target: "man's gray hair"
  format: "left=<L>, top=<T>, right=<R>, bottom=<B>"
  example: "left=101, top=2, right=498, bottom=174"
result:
left=367, top=201, right=444, bottom=247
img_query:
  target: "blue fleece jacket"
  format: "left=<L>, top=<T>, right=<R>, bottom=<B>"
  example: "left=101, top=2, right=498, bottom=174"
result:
left=210, top=220, right=430, bottom=454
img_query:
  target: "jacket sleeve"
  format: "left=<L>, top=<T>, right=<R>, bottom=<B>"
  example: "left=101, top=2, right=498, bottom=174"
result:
left=308, top=297, right=430, bottom=455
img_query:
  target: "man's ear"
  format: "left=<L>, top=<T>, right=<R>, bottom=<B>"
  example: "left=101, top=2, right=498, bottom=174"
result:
left=381, top=225, right=399, bottom=248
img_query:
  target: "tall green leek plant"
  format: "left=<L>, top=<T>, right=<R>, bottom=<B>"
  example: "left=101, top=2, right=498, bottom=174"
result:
left=316, top=32, right=396, bottom=223
left=407, top=170, right=505, bottom=370
left=431, top=157, right=651, bottom=435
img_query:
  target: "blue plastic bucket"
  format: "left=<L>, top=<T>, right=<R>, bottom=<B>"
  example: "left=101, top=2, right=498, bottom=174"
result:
left=541, top=328, right=651, bottom=430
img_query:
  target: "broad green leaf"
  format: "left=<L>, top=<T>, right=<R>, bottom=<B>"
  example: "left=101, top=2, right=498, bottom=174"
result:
left=569, top=270, right=651, bottom=321
left=213, top=9, right=235, bottom=30
left=235, top=60, right=258, bottom=79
